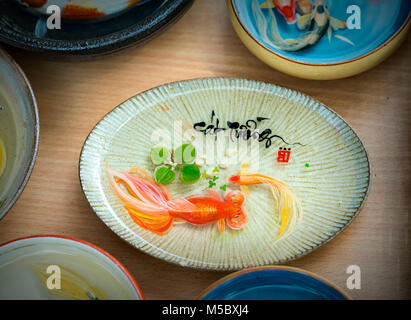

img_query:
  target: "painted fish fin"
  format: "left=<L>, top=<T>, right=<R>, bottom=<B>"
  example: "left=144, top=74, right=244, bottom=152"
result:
left=329, top=16, right=346, bottom=31
left=297, top=14, right=312, bottom=30
left=179, top=190, right=223, bottom=202
left=240, top=163, right=250, bottom=196
left=274, top=205, right=290, bottom=240
left=217, top=219, right=225, bottom=233
left=334, top=34, right=355, bottom=46
left=296, top=0, right=313, bottom=15
left=173, top=218, right=187, bottom=224
left=167, top=198, right=198, bottom=211
left=226, top=211, right=248, bottom=230
left=206, top=189, right=223, bottom=201
left=285, top=38, right=299, bottom=44
left=260, top=0, right=275, bottom=9
left=308, top=33, right=320, bottom=45
left=125, top=206, right=174, bottom=236
left=241, top=185, right=250, bottom=197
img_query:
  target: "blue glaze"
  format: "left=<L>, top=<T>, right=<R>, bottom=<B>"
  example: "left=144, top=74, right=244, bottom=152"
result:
left=201, top=269, right=347, bottom=300
left=233, top=0, right=410, bottom=64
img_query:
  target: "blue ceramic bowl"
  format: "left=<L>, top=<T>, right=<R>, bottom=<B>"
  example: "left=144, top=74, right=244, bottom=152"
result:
left=231, top=0, right=410, bottom=64
left=228, top=0, right=410, bottom=79
left=199, top=266, right=350, bottom=300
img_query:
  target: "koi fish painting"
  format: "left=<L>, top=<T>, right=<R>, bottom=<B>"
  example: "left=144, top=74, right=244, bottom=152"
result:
left=230, top=0, right=410, bottom=77
left=254, top=0, right=352, bottom=51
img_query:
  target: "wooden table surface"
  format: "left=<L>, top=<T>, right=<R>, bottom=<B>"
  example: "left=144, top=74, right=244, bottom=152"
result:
left=1, top=0, right=410, bottom=300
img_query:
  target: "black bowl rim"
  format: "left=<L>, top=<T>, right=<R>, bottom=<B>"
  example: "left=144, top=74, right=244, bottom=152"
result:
left=0, top=0, right=194, bottom=56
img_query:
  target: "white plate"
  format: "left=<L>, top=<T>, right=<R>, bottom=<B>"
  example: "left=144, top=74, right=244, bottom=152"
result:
left=79, top=78, right=370, bottom=270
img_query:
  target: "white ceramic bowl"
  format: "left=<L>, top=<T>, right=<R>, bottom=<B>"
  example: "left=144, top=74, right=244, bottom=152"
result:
left=0, top=235, right=144, bottom=300
left=0, top=47, right=39, bottom=219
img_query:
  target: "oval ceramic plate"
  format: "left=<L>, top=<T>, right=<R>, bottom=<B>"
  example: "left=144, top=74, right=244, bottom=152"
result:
left=79, top=78, right=370, bottom=270
left=0, top=0, right=194, bottom=57
left=199, top=266, right=349, bottom=300
left=228, top=0, right=410, bottom=79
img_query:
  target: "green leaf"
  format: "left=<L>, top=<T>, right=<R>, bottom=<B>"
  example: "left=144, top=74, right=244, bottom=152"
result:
left=208, top=181, right=216, bottom=188
left=150, top=147, right=170, bottom=165
left=154, top=166, right=175, bottom=184
left=174, top=144, right=196, bottom=164
left=180, top=164, right=201, bottom=184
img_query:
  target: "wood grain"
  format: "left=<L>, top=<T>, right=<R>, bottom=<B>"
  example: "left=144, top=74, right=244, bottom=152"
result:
left=1, top=0, right=410, bottom=299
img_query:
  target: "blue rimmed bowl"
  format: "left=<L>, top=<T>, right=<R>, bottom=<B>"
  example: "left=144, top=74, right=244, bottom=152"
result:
left=199, top=266, right=350, bottom=300
left=227, top=0, right=410, bottom=79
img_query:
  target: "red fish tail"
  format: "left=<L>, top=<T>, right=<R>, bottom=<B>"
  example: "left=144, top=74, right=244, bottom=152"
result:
left=107, top=165, right=174, bottom=235
left=126, top=206, right=174, bottom=236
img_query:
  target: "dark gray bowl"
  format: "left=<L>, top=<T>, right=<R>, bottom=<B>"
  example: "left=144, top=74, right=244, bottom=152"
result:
left=0, top=47, right=39, bottom=220
left=0, top=0, right=194, bottom=58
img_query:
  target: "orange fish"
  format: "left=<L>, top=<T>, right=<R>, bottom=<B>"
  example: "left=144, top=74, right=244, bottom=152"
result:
left=62, top=5, right=105, bottom=20
left=228, top=170, right=303, bottom=240
left=261, top=0, right=297, bottom=24
left=106, top=167, right=247, bottom=235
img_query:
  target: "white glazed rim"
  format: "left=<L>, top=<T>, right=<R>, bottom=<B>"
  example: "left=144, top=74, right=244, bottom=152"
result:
left=0, top=234, right=145, bottom=299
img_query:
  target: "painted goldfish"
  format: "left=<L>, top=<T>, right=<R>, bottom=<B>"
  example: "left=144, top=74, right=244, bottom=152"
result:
left=107, top=163, right=303, bottom=241
left=106, top=166, right=247, bottom=235
left=228, top=164, right=303, bottom=240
